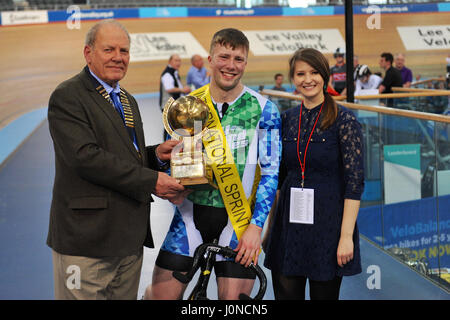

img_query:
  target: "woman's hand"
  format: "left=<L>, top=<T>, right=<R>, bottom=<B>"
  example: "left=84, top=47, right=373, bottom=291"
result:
left=337, top=235, right=354, bottom=267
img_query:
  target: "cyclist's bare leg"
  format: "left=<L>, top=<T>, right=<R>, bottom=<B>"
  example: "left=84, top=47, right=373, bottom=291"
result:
left=217, top=277, right=255, bottom=300
left=144, top=265, right=188, bottom=300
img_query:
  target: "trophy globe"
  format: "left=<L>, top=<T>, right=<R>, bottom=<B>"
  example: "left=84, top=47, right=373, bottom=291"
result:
left=162, top=96, right=216, bottom=190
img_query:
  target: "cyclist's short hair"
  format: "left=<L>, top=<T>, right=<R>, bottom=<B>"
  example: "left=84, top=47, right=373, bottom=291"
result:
left=209, top=28, right=249, bottom=56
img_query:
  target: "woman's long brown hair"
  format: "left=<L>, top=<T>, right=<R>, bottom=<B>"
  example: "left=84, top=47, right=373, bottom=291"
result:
left=289, top=48, right=338, bottom=130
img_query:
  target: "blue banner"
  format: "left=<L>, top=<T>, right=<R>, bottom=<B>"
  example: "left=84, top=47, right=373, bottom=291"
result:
left=438, top=2, right=450, bottom=12
left=188, top=7, right=282, bottom=17
left=282, top=6, right=334, bottom=16
left=48, top=8, right=139, bottom=23
left=358, top=195, right=450, bottom=273
left=3, top=3, right=449, bottom=27
left=338, top=3, right=440, bottom=15
left=139, top=7, right=188, bottom=18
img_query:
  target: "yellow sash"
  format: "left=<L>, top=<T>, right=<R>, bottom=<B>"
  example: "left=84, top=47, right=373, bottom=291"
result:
left=190, top=85, right=252, bottom=240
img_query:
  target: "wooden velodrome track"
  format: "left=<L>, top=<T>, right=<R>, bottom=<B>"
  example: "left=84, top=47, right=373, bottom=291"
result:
left=1, top=11, right=449, bottom=129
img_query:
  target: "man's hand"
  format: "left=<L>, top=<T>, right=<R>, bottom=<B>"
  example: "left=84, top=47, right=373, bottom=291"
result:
left=156, top=139, right=181, bottom=162
left=234, top=224, right=263, bottom=267
left=166, top=189, right=192, bottom=205
left=154, top=172, right=186, bottom=204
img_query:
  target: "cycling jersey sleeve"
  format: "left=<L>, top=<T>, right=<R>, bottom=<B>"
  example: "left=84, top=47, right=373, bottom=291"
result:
left=251, top=100, right=282, bottom=228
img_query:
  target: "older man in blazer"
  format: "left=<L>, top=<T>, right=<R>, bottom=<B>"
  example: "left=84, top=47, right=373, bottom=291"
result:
left=47, top=19, right=186, bottom=300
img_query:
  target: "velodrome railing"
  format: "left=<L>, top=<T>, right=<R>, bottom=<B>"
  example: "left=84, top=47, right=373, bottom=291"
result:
left=261, top=87, right=450, bottom=292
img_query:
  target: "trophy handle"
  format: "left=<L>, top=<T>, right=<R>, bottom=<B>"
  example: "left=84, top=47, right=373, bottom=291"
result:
left=162, top=97, right=181, bottom=140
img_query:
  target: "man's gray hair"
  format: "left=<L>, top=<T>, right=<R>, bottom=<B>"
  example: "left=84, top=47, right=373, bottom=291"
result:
left=85, top=19, right=130, bottom=47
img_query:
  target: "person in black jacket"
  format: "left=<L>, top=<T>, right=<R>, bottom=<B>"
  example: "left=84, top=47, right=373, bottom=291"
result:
left=379, top=52, right=403, bottom=107
left=47, top=19, right=187, bottom=300
left=159, top=54, right=191, bottom=110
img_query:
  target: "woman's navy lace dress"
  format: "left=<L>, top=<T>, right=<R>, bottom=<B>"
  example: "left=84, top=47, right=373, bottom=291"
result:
left=264, top=103, right=365, bottom=281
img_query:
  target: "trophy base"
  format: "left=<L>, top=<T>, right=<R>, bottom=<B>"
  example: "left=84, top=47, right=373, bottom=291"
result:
left=179, top=177, right=218, bottom=191
left=171, top=154, right=217, bottom=191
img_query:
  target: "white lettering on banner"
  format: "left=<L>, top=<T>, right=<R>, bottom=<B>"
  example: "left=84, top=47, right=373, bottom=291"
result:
left=244, top=29, right=345, bottom=56
left=129, top=32, right=208, bottom=62
left=70, top=11, right=114, bottom=20
left=218, top=9, right=255, bottom=16
left=397, top=25, right=450, bottom=51
left=361, top=5, right=409, bottom=14
left=1, top=10, right=48, bottom=26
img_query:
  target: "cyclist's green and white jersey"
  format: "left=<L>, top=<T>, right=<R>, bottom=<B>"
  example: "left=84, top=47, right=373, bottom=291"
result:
left=161, top=86, right=281, bottom=257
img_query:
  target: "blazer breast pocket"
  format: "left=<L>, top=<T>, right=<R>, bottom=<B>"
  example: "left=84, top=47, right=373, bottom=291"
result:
left=68, top=196, right=108, bottom=212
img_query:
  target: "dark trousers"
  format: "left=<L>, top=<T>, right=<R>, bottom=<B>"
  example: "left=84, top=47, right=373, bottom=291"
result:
left=271, top=272, right=342, bottom=300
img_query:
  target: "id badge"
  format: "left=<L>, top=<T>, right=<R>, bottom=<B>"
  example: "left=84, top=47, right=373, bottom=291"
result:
left=289, top=187, right=314, bottom=224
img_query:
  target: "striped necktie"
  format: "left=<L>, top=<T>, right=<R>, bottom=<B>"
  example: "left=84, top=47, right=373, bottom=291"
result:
left=110, top=90, right=125, bottom=121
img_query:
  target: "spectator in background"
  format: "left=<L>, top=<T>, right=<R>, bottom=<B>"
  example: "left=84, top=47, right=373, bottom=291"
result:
left=271, top=73, right=286, bottom=91
left=379, top=52, right=403, bottom=107
left=330, top=47, right=347, bottom=95
left=395, top=53, right=413, bottom=88
left=354, top=64, right=382, bottom=96
left=186, top=54, right=210, bottom=90
left=159, top=54, right=191, bottom=111
left=271, top=73, right=290, bottom=111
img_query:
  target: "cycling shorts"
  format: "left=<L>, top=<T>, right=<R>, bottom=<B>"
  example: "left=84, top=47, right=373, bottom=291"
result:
left=155, top=202, right=256, bottom=279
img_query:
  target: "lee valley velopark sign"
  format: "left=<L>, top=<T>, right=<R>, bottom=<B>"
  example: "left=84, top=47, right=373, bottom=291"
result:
left=243, top=29, right=346, bottom=56
left=129, top=32, right=208, bottom=62
left=397, top=25, right=450, bottom=50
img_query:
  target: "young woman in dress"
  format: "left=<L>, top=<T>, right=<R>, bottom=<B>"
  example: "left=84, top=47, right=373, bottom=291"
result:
left=263, top=48, right=365, bottom=300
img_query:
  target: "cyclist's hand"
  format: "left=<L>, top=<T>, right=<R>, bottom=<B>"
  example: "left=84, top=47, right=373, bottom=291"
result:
left=234, top=224, right=262, bottom=267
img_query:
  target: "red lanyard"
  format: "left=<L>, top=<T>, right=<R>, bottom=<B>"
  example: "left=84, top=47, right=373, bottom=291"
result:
left=296, top=101, right=324, bottom=188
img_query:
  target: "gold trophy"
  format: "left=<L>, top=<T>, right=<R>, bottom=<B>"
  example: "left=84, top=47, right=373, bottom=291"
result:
left=162, top=95, right=217, bottom=190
